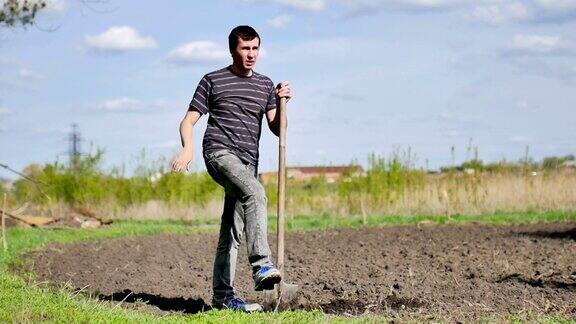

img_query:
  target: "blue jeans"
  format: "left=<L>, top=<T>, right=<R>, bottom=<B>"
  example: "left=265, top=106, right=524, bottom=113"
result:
left=204, top=148, right=273, bottom=305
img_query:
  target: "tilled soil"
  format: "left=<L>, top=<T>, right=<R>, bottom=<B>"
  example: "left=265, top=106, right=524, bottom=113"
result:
left=26, top=222, right=576, bottom=321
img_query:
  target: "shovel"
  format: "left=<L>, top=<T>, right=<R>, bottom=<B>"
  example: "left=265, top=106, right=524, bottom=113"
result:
left=264, top=96, right=299, bottom=310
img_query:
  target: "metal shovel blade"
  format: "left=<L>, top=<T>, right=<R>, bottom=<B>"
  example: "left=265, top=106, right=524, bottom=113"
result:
left=262, top=282, right=300, bottom=311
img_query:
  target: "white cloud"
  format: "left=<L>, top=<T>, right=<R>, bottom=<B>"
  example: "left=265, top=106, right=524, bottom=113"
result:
left=535, top=0, right=576, bottom=12
left=166, top=41, right=229, bottom=64
left=97, top=97, right=143, bottom=111
left=466, top=0, right=576, bottom=23
left=0, top=55, right=16, bottom=66
left=467, top=2, right=533, bottom=25
left=502, top=34, right=576, bottom=83
left=511, top=34, right=570, bottom=55
left=507, top=56, right=576, bottom=83
left=235, top=0, right=324, bottom=11
left=442, top=128, right=464, bottom=138
left=382, top=0, right=468, bottom=10
left=255, top=0, right=576, bottom=21
left=95, top=97, right=169, bottom=112
left=18, top=68, right=43, bottom=81
left=85, top=26, right=157, bottom=53
left=31, top=126, right=68, bottom=135
left=508, top=136, right=533, bottom=143
left=515, top=100, right=529, bottom=109
left=533, top=0, right=576, bottom=21
left=267, top=14, right=292, bottom=28
left=248, top=0, right=576, bottom=21
left=43, top=0, right=68, bottom=14
left=273, top=0, right=324, bottom=11
left=336, top=0, right=480, bottom=12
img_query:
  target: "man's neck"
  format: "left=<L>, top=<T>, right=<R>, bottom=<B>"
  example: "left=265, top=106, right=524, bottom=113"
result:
left=230, top=63, right=253, bottom=77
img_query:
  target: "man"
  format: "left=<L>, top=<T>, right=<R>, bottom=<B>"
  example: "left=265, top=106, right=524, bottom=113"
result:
left=171, top=25, right=292, bottom=312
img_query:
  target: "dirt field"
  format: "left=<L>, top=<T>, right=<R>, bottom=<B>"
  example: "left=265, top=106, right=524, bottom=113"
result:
left=27, top=222, right=576, bottom=321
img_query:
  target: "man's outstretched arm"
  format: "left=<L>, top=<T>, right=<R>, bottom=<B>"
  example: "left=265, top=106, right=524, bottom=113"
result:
left=171, top=109, right=202, bottom=172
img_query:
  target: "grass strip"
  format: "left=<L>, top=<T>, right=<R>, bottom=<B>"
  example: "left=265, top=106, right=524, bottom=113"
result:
left=278, top=210, right=576, bottom=232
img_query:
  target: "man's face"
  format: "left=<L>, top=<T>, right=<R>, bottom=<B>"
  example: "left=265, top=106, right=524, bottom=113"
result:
left=232, top=37, right=260, bottom=71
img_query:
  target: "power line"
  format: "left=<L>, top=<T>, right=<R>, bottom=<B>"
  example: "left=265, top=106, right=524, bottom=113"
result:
left=68, top=123, right=82, bottom=170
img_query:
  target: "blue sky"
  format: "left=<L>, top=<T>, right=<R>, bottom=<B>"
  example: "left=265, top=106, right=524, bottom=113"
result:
left=1, top=0, right=575, bottom=179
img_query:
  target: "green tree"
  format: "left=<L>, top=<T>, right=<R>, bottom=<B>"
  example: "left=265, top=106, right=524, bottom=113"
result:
left=542, top=154, right=575, bottom=170
left=0, top=0, right=46, bottom=27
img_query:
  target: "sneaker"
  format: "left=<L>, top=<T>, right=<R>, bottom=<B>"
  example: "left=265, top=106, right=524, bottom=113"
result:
left=215, top=297, right=263, bottom=312
left=253, top=265, right=282, bottom=291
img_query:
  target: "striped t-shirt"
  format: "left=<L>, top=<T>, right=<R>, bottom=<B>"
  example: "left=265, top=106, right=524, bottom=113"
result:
left=189, top=66, right=277, bottom=166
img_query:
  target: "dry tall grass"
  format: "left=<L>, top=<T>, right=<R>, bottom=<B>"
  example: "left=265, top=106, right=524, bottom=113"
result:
left=104, top=169, right=576, bottom=220
left=354, top=169, right=576, bottom=216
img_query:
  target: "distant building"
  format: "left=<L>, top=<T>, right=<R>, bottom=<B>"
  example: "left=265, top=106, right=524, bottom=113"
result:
left=259, top=165, right=365, bottom=185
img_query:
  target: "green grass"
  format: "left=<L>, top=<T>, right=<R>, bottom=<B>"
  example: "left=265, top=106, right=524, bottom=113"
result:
left=279, top=210, right=576, bottom=232
left=1, top=272, right=325, bottom=323
left=1, top=211, right=575, bottom=322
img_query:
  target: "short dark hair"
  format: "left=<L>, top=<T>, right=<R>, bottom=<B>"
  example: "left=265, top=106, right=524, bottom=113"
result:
left=228, top=25, right=260, bottom=52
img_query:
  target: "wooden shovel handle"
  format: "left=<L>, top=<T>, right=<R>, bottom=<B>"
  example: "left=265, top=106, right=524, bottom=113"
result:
left=277, top=97, right=287, bottom=275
